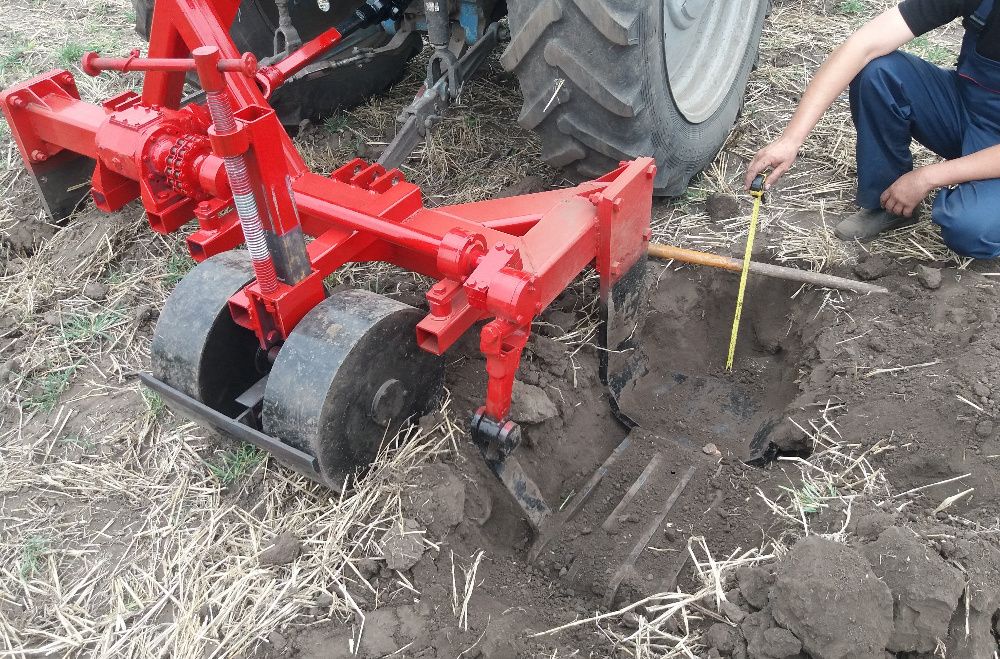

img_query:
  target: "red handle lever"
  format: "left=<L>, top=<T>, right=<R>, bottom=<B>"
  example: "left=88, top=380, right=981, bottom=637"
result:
left=81, top=49, right=257, bottom=78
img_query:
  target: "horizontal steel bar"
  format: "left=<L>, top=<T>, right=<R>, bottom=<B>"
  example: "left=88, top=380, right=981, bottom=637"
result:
left=139, top=373, right=322, bottom=480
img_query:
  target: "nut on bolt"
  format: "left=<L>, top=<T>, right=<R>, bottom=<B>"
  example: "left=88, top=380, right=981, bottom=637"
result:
left=30, top=150, right=47, bottom=162
left=9, top=95, right=26, bottom=108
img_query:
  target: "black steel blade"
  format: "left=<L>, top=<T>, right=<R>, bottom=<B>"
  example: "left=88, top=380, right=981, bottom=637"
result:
left=140, top=372, right=322, bottom=480
left=599, top=256, right=651, bottom=429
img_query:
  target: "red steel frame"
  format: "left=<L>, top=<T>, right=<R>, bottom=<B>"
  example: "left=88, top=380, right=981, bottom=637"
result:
left=0, top=0, right=655, bottom=425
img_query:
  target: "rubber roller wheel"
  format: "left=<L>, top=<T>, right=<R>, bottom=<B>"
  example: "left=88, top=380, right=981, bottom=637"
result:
left=262, top=289, right=444, bottom=490
left=151, top=251, right=262, bottom=416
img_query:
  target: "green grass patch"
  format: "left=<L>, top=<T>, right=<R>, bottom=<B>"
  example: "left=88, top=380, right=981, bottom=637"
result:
left=837, top=0, right=867, bottom=14
left=906, top=36, right=957, bottom=66
left=206, top=444, right=264, bottom=485
left=60, top=308, right=125, bottom=343
left=0, top=37, right=32, bottom=78
left=61, top=435, right=96, bottom=450
left=684, top=179, right=711, bottom=204
left=57, top=43, right=92, bottom=68
left=141, top=388, right=167, bottom=419
left=19, top=536, right=49, bottom=578
left=163, top=250, right=194, bottom=287
left=322, top=115, right=351, bottom=134
left=778, top=480, right=837, bottom=515
left=25, top=365, right=79, bottom=413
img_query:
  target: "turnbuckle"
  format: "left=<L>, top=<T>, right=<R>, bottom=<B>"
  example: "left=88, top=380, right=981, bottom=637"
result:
left=81, top=49, right=257, bottom=78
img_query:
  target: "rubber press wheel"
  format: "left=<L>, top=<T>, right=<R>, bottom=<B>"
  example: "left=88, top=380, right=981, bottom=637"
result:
left=151, top=251, right=261, bottom=416
left=262, top=289, right=445, bottom=490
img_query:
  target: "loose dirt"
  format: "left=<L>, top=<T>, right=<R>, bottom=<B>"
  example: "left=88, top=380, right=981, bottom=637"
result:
left=263, top=258, right=1000, bottom=658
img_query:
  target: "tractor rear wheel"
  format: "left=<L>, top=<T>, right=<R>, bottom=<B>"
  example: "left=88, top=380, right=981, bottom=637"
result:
left=132, top=0, right=420, bottom=128
left=503, top=0, right=769, bottom=196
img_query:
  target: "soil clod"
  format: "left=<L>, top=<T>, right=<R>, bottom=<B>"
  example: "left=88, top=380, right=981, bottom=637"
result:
left=510, top=380, right=558, bottom=424
left=259, top=531, right=302, bottom=566
left=736, top=565, right=775, bottom=610
left=916, top=265, right=942, bottom=290
left=770, top=537, right=893, bottom=659
left=705, top=621, right=739, bottom=654
left=754, top=627, right=803, bottom=659
left=380, top=518, right=426, bottom=571
left=406, top=464, right=466, bottom=537
left=706, top=193, right=741, bottom=222
left=944, top=539, right=1000, bottom=658
left=82, top=281, right=109, bottom=300
left=863, top=527, right=964, bottom=653
left=853, top=255, right=892, bottom=281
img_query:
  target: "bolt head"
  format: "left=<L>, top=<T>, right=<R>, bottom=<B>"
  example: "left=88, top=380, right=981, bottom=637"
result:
left=495, top=243, right=505, bottom=251
left=30, top=150, right=47, bottom=162
left=10, top=96, right=25, bottom=108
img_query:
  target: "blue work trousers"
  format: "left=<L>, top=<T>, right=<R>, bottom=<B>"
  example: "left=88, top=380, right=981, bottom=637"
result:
left=850, top=51, right=1000, bottom=258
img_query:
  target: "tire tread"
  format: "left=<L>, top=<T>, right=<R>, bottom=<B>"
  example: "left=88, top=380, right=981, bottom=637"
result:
left=505, top=0, right=767, bottom=195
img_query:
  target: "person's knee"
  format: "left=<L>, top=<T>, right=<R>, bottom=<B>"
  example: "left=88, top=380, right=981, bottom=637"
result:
left=934, top=199, right=1000, bottom=259
left=850, top=51, right=910, bottom=95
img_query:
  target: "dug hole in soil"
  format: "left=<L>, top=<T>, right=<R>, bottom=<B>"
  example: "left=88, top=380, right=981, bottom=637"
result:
left=275, top=256, right=1000, bottom=658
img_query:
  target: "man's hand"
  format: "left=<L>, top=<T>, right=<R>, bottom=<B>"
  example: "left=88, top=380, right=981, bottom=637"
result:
left=744, top=137, right=800, bottom=190
left=880, top=169, right=932, bottom=217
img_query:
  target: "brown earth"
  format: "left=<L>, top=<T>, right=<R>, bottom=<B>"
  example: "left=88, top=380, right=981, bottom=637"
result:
left=255, top=255, right=1000, bottom=658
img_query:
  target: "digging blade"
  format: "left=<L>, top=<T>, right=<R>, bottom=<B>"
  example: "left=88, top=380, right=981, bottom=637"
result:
left=600, top=256, right=651, bottom=428
left=28, top=151, right=95, bottom=222
left=483, top=454, right=552, bottom=532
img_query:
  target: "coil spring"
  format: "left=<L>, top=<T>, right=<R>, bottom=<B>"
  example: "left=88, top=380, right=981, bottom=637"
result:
left=205, top=91, right=279, bottom=293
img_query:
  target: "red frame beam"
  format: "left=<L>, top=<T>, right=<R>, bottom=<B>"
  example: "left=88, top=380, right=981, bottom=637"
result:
left=0, top=0, right=655, bottom=425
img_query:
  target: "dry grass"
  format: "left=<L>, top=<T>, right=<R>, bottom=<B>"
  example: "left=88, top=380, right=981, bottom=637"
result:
left=294, top=48, right=556, bottom=207
left=534, top=537, right=778, bottom=658
left=756, top=405, right=891, bottom=542
left=1, top=410, right=459, bottom=656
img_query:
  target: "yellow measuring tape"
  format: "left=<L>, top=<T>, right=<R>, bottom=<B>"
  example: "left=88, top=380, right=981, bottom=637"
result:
left=726, top=174, right=766, bottom=371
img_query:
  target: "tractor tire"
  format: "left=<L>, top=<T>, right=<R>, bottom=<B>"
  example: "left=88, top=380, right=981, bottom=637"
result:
left=132, top=0, right=421, bottom=127
left=502, top=0, right=769, bottom=196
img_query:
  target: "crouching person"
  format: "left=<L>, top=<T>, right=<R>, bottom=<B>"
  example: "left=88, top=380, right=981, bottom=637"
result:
left=747, top=0, right=1000, bottom=259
